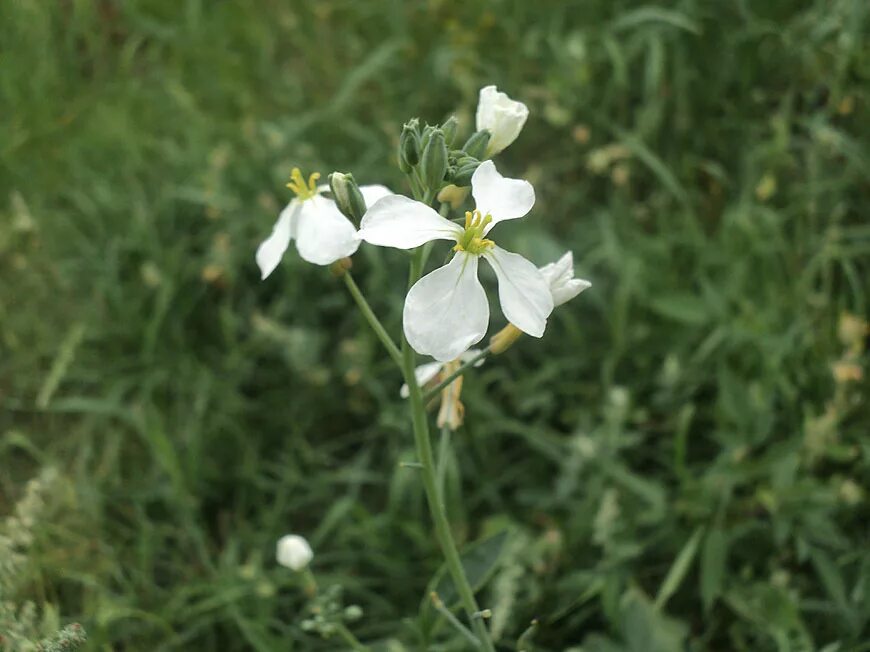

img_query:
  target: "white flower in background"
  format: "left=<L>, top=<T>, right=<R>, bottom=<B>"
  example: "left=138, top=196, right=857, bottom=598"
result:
left=256, top=168, right=391, bottom=278
left=357, top=160, right=554, bottom=362
left=476, top=85, right=529, bottom=157
left=490, top=252, right=591, bottom=354
left=276, top=534, right=313, bottom=571
left=399, top=349, right=485, bottom=398
left=539, top=252, right=591, bottom=307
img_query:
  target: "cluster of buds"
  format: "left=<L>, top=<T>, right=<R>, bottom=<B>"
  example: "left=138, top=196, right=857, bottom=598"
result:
left=299, top=584, right=363, bottom=640
left=398, top=117, right=491, bottom=191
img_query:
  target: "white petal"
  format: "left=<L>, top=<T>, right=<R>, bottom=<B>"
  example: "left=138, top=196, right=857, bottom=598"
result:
left=553, top=278, right=592, bottom=306
left=357, top=195, right=462, bottom=249
left=359, top=184, right=394, bottom=207
left=294, top=195, right=360, bottom=265
left=255, top=201, right=299, bottom=279
left=475, top=85, right=529, bottom=156
left=399, top=360, right=445, bottom=398
left=539, top=251, right=574, bottom=286
left=539, top=252, right=592, bottom=306
left=403, top=253, right=490, bottom=362
left=484, top=246, right=553, bottom=337
left=471, top=161, right=535, bottom=233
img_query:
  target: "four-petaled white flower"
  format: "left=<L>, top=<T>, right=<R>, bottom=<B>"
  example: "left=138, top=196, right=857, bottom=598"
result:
left=256, top=167, right=391, bottom=279
left=539, top=252, right=591, bottom=307
left=276, top=533, right=313, bottom=571
left=357, top=160, right=554, bottom=362
left=476, top=85, right=529, bottom=157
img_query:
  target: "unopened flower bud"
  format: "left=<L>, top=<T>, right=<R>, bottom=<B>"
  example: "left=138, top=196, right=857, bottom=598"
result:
left=476, top=85, right=529, bottom=156
left=440, top=115, right=459, bottom=147
left=451, top=158, right=480, bottom=187
left=437, top=184, right=471, bottom=209
left=398, top=119, right=420, bottom=172
left=421, top=129, right=448, bottom=192
left=328, top=172, right=366, bottom=223
left=462, top=129, right=491, bottom=160
left=276, top=534, right=313, bottom=571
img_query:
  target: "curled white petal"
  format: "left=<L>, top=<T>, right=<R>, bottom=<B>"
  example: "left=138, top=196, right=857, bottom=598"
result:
left=484, top=246, right=553, bottom=337
left=294, top=195, right=360, bottom=265
left=471, top=161, right=535, bottom=233
left=399, top=361, right=445, bottom=398
left=256, top=201, right=300, bottom=280
left=357, top=195, right=462, bottom=249
left=276, top=534, right=313, bottom=571
left=476, top=85, right=529, bottom=156
left=539, top=251, right=591, bottom=307
left=403, top=253, right=489, bottom=362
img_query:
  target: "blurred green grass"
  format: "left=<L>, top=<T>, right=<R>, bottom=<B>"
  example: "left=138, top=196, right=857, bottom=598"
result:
left=1, top=0, right=869, bottom=650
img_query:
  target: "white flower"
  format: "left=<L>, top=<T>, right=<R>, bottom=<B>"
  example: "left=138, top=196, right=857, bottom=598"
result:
left=357, top=161, right=554, bottom=362
left=539, top=252, right=591, bottom=307
left=476, top=85, right=529, bottom=157
left=276, top=534, right=313, bottom=571
left=399, top=349, right=485, bottom=398
left=256, top=168, right=391, bottom=279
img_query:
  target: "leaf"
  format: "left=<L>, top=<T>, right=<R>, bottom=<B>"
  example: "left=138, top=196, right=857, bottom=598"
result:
left=623, top=589, right=688, bottom=652
left=809, top=547, right=859, bottom=633
left=649, top=294, right=710, bottom=325
left=655, top=526, right=704, bottom=609
left=611, top=7, right=702, bottom=35
left=419, top=529, right=511, bottom=636
left=700, top=528, right=728, bottom=612
left=430, top=529, right=510, bottom=607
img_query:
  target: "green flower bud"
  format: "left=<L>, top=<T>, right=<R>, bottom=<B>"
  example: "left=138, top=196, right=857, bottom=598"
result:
left=440, top=116, right=459, bottom=147
left=328, top=171, right=366, bottom=223
left=463, top=129, right=491, bottom=160
left=451, top=159, right=480, bottom=187
left=421, top=129, right=448, bottom=192
left=398, top=119, right=420, bottom=172
left=419, top=124, right=435, bottom=152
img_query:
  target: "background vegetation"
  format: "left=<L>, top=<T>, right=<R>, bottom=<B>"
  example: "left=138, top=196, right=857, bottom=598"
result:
left=2, top=0, right=868, bottom=650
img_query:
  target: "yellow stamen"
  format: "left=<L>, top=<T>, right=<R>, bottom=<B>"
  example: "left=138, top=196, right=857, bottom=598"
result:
left=454, top=210, right=495, bottom=254
left=286, top=167, right=321, bottom=200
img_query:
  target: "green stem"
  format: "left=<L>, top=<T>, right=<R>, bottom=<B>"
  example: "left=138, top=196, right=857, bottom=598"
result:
left=400, top=250, right=496, bottom=652
left=343, top=272, right=403, bottom=367
left=423, top=347, right=490, bottom=403
left=334, top=623, right=370, bottom=652
left=436, top=423, right=452, bottom=499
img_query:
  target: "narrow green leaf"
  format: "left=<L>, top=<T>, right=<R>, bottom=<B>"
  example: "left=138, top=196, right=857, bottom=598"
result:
left=655, top=527, right=704, bottom=609
left=611, top=7, right=702, bottom=35
left=700, top=528, right=728, bottom=612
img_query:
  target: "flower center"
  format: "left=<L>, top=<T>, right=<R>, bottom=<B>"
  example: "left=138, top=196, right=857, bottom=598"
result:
left=454, top=210, right=495, bottom=254
left=286, top=167, right=321, bottom=200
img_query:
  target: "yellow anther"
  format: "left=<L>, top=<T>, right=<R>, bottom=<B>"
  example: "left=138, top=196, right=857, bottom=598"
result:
left=454, top=210, right=495, bottom=254
left=286, top=167, right=321, bottom=200
left=453, top=236, right=494, bottom=254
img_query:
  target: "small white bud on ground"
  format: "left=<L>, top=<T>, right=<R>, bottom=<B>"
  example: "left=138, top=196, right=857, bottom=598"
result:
left=276, top=534, right=313, bottom=571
